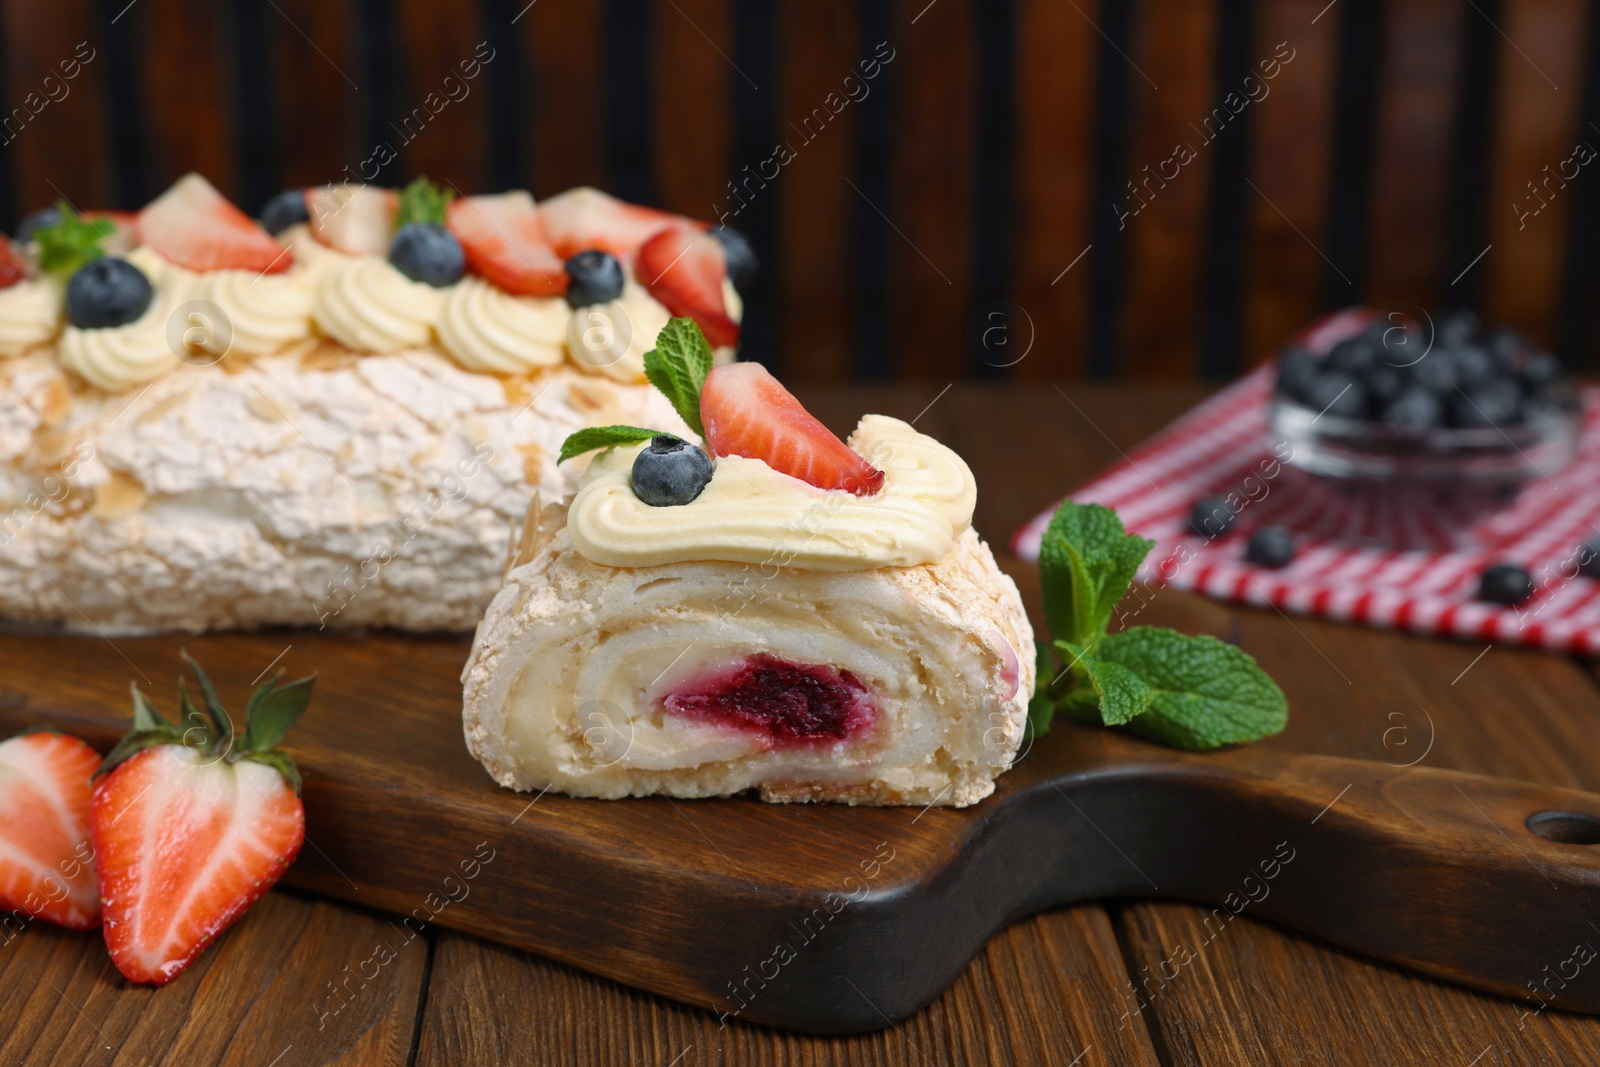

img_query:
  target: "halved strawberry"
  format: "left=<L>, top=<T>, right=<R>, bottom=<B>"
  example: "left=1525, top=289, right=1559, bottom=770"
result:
left=701, top=361, right=884, bottom=495
left=138, top=174, right=291, bottom=274
left=90, top=654, right=316, bottom=985
left=0, top=236, right=26, bottom=289
left=637, top=227, right=739, bottom=349
left=306, top=183, right=399, bottom=256
left=84, top=211, right=140, bottom=257
left=0, top=731, right=101, bottom=929
left=539, top=186, right=703, bottom=264
left=446, top=191, right=567, bottom=297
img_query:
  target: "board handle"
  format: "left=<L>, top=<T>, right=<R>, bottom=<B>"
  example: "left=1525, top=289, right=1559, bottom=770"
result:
left=1038, top=737, right=1600, bottom=1013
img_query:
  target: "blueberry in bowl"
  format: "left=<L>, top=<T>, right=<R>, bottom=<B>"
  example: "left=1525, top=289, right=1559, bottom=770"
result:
left=1267, top=307, right=1582, bottom=487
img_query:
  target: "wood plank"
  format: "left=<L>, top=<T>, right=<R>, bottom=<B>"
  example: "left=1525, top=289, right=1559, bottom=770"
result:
left=1116, top=602, right=1600, bottom=1064
left=887, top=0, right=976, bottom=379
left=1241, top=0, right=1341, bottom=365
left=0, top=0, right=110, bottom=213
left=1362, top=0, right=1464, bottom=314
left=650, top=0, right=733, bottom=217
left=1116, top=0, right=1217, bottom=378
left=392, top=0, right=490, bottom=192
left=138, top=0, right=235, bottom=198
left=0, top=891, right=427, bottom=1066
left=415, top=910, right=1160, bottom=1067
left=1010, top=0, right=1098, bottom=380
left=774, top=0, right=863, bottom=382
left=271, top=0, right=356, bottom=191
left=1482, top=0, right=1590, bottom=345
left=523, top=0, right=608, bottom=197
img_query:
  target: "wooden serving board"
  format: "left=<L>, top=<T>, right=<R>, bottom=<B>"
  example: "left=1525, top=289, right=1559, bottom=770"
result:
left=3, top=627, right=1600, bottom=1035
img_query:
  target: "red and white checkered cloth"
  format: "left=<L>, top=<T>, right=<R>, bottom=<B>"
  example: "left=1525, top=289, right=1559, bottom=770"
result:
left=1012, top=363, right=1600, bottom=655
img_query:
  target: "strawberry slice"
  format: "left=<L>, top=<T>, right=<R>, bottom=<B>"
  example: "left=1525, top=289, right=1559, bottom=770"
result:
left=306, top=183, right=399, bottom=256
left=138, top=174, right=291, bottom=274
left=637, top=227, right=739, bottom=348
left=539, top=186, right=703, bottom=264
left=0, top=731, right=101, bottom=930
left=90, top=654, right=316, bottom=985
left=701, top=362, right=884, bottom=495
left=446, top=191, right=568, bottom=297
left=84, top=211, right=140, bottom=257
left=0, top=235, right=26, bottom=289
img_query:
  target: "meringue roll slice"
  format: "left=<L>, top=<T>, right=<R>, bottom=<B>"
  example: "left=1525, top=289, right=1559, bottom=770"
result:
left=462, top=397, right=1035, bottom=808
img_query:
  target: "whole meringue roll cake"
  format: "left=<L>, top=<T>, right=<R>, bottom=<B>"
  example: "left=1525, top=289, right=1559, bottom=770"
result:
left=462, top=401, right=1034, bottom=808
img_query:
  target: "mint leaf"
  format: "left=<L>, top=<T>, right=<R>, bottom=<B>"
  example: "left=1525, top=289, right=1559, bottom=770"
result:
left=643, top=317, right=714, bottom=438
left=558, top=425, right=664, bottom=464
left=1037, top=500, right=1153, bottom=650
left=395, top=176, right=453, bottom=227
left=1026, top=640, right=1058, bottom=737
left=33, top=203, right=113, bottom=273
left=1097, top=627, right=1287, bottom=750
left=1058, top=641, right=1152, bottom=726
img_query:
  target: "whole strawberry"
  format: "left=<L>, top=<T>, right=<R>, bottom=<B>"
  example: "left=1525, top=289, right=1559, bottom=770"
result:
left=0, top=730, right=102, bottom=929
left=90, top=653, right=316, bottom=985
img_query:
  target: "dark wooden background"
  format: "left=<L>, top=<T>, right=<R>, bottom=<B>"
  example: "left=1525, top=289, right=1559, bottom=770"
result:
left=1, top=0, right=1597, bottom=382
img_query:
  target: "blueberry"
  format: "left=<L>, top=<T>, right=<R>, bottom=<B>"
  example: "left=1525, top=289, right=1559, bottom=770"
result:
left=1188, top=495, right=1236, bottom=539
left=1276, top=346, right=1318, bottom=399
left=1302, top=373, right=1367, bottom=419
left=1518, top=351, right=1564, bottom=392
left=631, top=435, right=714, bottom=506
left=1327, top=337, right=1379, bottom=375
left=1478, top=563, right=1534, bottom=606
left=1451, top=379, right=1522, bottom=428
left=15, top=206, right=62, bottom=243
left=65, top=258, right=153, bottom=329
left=1246, top=526, right=1296, bottom=568
left=564, top=250, right=625, bottom=308
left=1412, top=350, right=1458, bottom=394
left=1451, top=345, right=1497, bottom=391
left=710, top=226, right=758, bottom=293
left=388, top=222, right=464, bottom=287
left=1581, top=538, right=1600, bottom=580
left=1382, top=387, right=1444, bottom=431
left=1436, top=308, right=1479, bottom=348
left=259, top=189, right=309, bottom=235
left=1360, top=363, right=1405, bottom=409
left=1486, top=327, right=1527, bottom=366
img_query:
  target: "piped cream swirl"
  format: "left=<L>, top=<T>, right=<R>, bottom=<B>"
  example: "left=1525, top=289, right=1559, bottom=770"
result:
left=566, top=415, right=976, bottom=571
left=437, top=276, right=567, bottom=373
left=0, top=276, right=64, bottom=356
left=194, top=269, right=316, bottom=355
left=313, top=256, right=445, bottom=353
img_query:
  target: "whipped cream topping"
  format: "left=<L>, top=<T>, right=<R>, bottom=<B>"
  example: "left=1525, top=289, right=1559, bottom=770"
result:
left=566, top=415, right=977, bottom=571
left=194, top=269, right=317, bottom=355
left=58, top=247, right=194, bottom=392
left=313, top=255, right=445, bottom=353
left=437, top=275, right=567, bottom=374
left=0, top=276, right=64, bottom=356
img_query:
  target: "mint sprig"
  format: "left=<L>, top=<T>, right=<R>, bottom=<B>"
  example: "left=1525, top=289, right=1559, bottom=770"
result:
left=395, top=176, right=454, bottom=228
left=33, top=202, right=114, bottom=273
left=558, top=425, right=662, bottom=464
left=558, top=316, right=711, bottom=462
left=1030, top=500, right=1287, bottom=750
left=643, top=317, right=713, bottom=438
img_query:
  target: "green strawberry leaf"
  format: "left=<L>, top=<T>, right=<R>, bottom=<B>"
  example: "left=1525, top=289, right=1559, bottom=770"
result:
left=95, top=727, right=183, bottom=781
left=131, top=684, right=169, bottom=732
left=181, top=651, right=232, bottom=752
left=1096, top=627, right=1287, bottom=750
left=558, top=425, right=666, bottom=464
left=1058, top=641, right=1153, bottom=726
left=643, top=317, right=714, bottom=438
left=243, top=672, right=318, bottom=753
left=1037, top=500, right=1153, bottom=650
left=395, top=176, right=454, bottom=228
left=33, top=203, right=113, bottom=274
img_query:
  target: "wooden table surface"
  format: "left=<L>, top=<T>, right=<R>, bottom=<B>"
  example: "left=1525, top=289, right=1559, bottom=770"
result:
left=5, top=381, right=1600, bottom=1066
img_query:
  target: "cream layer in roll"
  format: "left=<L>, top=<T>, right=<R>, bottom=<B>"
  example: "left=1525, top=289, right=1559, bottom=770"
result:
left=462, top=513, right=1033, bottom=807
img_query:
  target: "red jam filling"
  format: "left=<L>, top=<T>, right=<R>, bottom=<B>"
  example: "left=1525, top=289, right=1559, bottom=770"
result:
left=663, top=654, right=877, bottom=744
